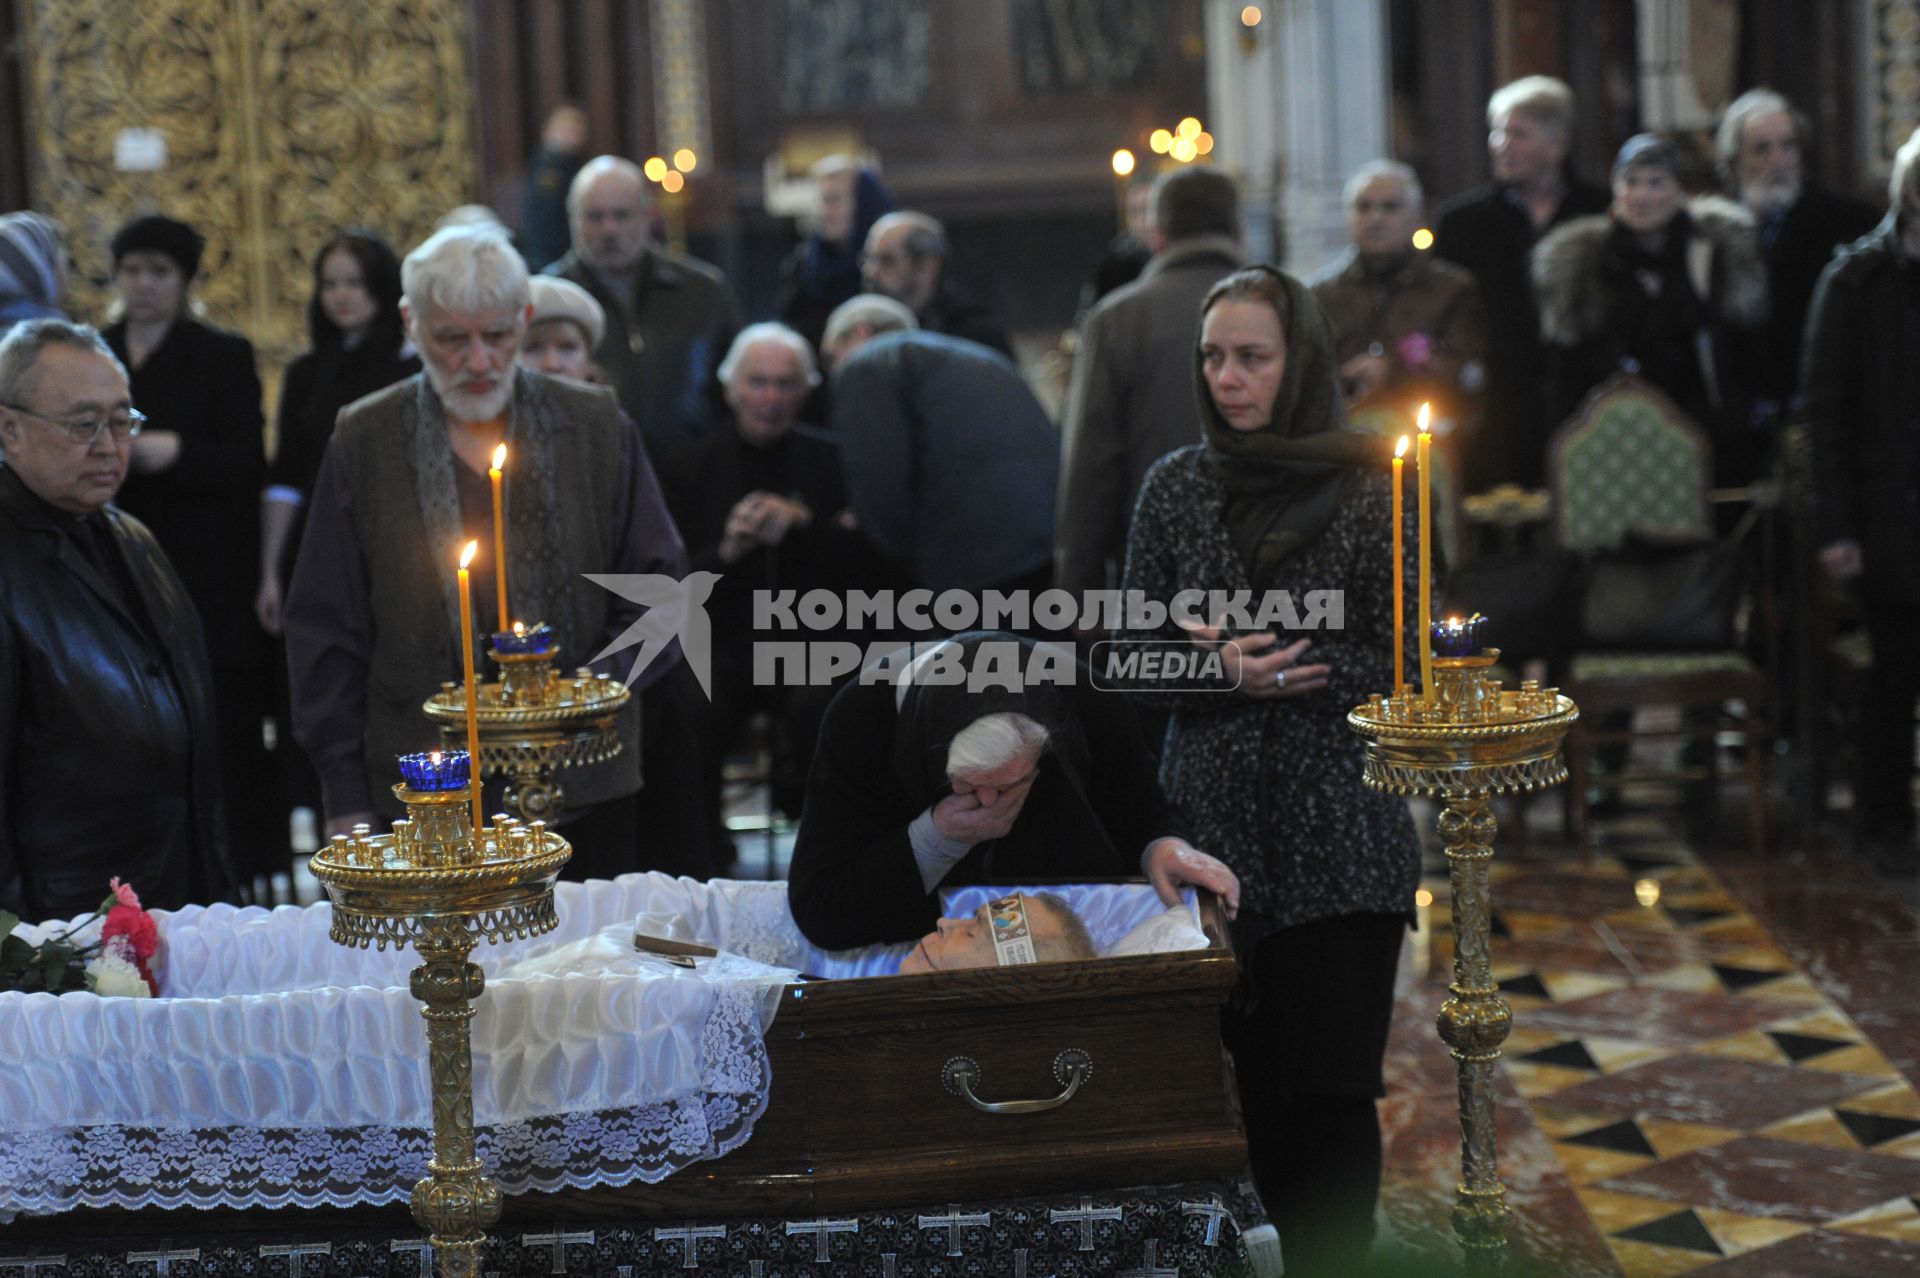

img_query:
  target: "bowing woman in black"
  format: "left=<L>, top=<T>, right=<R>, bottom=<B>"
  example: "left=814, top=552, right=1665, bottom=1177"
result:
left=104, top=215, right=271, bottom=881
left=787, top=631, right=1238, bottom=950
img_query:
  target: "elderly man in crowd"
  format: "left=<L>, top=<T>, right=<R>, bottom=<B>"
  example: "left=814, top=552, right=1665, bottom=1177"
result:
left=285, top=226, right=692, bottom=878
left=790, top=632, right=1238, bottom=950
left=1435, top=76, right=1609, bottom=489
left=543, top=155, right=741, bottom=462
left=1718, top=88, right=1877, bottom=433
left=1056, top=165, right=1247, bottom=599
left=1314, top=161, right=1487, bottom=435
left=0, top=319, right=234, bottom=917
left=860, top=211, right=1013, bottom=358
left=822, top=295, right=1055, bottom=598
left=660, top=321, right=888, bottom=847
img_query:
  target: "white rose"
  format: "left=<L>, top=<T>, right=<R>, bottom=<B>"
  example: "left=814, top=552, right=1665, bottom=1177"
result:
left=84, top=949, right=152, bottom=998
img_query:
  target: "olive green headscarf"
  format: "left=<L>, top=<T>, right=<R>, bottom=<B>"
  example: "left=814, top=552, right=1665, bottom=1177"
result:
left=1198, top=265, right=1389, bottom=592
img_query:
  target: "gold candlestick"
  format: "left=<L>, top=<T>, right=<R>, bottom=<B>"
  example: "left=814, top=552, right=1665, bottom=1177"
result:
left=1351, top=654, right=1577, bottom=1273
left=424, top=634, right=629, bottom=823
left=311, top=788, right=570, bottom=1278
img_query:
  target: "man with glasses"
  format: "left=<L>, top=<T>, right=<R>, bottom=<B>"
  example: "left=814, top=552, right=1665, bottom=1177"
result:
left=860, top=212, right=1012, bottom=358
left=0, top=318, right=234, bottom=919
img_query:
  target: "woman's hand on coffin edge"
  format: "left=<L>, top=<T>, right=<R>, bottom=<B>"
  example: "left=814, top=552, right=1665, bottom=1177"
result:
left=1143, top=838, right=1240, bottom=919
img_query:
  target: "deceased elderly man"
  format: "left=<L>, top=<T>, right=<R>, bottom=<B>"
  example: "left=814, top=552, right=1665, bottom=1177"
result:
left=788, top=632, right=1238, bottom=949
left=898, top=891, right=1096, bottom=973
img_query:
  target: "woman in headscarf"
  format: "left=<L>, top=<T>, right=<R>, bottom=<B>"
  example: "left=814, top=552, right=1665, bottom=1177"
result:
left=1115, top=265, right=1420, bottom=1273
left=787, top=631, right=1238, bottom=950
left=257, top=229, right=417, bottom=634
left=775, top=156, right=896, bottom=352
left=0, top=212, right=67, bottom=334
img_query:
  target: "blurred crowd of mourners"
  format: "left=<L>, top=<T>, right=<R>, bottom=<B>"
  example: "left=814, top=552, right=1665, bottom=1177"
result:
left=3, top=77, right=1917, bottom=1273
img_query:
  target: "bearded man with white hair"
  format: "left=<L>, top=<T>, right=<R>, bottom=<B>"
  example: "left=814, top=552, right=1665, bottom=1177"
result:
left=1716, top=87, right=1876, bottom=425
left=284, top=226, right=688, bottom=875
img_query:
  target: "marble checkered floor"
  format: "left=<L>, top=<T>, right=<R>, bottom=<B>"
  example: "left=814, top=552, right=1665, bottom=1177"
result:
left=1379, top=806, right=1920, bottom=1276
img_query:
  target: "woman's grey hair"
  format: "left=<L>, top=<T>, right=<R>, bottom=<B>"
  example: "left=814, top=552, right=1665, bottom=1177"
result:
left=401, top=225, right=530, bottom=322
left=1715, top=88, right=1807, bottom=176
left=823, top=294, right=919, bottom=350
left=1342, top=159, right=1424, bottom=214
left=946, top=711, right=1051, bottom=779
left=0, top=318, right=125, bottom=406
left=1487, top=75, right=1574, bottom=136
left=1891, top=126, right=1920, bottom=212
left=718, top=321, right=821, bottom=388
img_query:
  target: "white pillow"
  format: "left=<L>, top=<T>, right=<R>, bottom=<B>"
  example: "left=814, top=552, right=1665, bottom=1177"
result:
left=1103, top=903, right=1210, bottom=957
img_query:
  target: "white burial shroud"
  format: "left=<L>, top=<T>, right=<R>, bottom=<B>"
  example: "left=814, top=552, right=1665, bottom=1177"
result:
left=0, top=874, right=1201, bottom=1218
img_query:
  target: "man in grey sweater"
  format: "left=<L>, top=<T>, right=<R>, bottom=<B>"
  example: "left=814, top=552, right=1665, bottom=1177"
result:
left=822, top=295, right=1056, bottom=596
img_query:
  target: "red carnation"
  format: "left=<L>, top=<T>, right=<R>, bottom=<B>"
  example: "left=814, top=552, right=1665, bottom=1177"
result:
left=102, top=903, right=159, bottom=961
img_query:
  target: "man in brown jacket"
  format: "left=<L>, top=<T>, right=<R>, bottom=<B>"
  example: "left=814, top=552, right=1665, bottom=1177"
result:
left=1313, top=161, right=1487, bottom=451
left=1055, top=166, right=1246, bottom=598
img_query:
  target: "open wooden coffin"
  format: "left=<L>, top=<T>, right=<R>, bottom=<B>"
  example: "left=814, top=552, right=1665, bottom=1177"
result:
left=3, top=878, right=1244, bottom=1241
left=535, top=885, right=1245, bottom=1220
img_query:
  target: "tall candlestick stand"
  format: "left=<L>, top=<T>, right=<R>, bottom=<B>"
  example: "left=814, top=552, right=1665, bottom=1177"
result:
left=1349, top=651, right=1577, bottom=1273
left=309, top=785, right=571, bottom=1278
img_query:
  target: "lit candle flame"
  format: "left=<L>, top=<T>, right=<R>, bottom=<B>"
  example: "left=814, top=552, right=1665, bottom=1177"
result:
left=490, top=443, right=507, bottom=472
left=1395, top=435, right=1409, bottom=459
left=460, top=539, right=478, bottom=569
left=1417, top=402, right=1431, bottom=434
left=429, top=750, right=441, bottom=765
left=512, top=620, right=525, bottom=637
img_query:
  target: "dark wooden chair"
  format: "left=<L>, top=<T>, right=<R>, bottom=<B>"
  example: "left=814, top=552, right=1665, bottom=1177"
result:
left=1548, top=375, right=1770, bottom=858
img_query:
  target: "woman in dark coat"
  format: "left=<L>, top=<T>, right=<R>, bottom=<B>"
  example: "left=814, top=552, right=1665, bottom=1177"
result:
left=256, top=230, right=417, bottom=632
left=1116, top=265, right=1419, bottom=1272
left=774, top=158, right=896, bottom=352
left=252, top=231, right=418, bottom=881
left=104, top=215, right=271, bottom=884
left=1532, top=134, right=1769, bottom=484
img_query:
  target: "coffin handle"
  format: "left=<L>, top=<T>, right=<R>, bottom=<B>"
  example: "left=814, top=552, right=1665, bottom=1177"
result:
left=940, top=1049, right=1093, bottom=1115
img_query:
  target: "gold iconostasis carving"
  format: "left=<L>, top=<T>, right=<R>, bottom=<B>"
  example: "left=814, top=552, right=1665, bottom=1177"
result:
left=23, top=0, right=476, bottom=398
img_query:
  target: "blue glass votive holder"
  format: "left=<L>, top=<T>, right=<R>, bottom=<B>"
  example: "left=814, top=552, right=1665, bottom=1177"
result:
left=1431, top=613, right=1489, bottom=658
left=490, top=622, right=555, bottom=655
left=398, top=750, right=471, bottom=791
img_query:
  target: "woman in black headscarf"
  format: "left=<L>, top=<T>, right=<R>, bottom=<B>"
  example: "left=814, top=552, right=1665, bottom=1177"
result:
left=256, top=229, right=418, bottom=633
left=1115, top=265, right=1420, bottom=1273
left=787, top=631, right=1237, bottom=950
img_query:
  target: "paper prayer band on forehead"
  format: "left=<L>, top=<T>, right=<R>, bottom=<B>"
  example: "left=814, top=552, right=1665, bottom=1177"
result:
left=988, top=893, right=1038, bottom=967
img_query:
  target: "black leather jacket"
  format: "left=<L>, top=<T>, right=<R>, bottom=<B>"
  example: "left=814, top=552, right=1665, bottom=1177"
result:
left=0, top=466, right=232, bottom=918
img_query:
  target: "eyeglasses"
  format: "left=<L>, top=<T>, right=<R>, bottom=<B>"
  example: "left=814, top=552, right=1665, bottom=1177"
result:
left=1, top=403, right=146, bottom=446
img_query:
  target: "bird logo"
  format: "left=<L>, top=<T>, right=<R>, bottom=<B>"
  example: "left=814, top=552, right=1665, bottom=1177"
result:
left=584, top=571, right=720, bottom=695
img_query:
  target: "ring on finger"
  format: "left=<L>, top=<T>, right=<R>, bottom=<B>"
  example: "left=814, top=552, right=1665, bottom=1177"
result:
left=1274, top=669, right=1286, bottom=690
